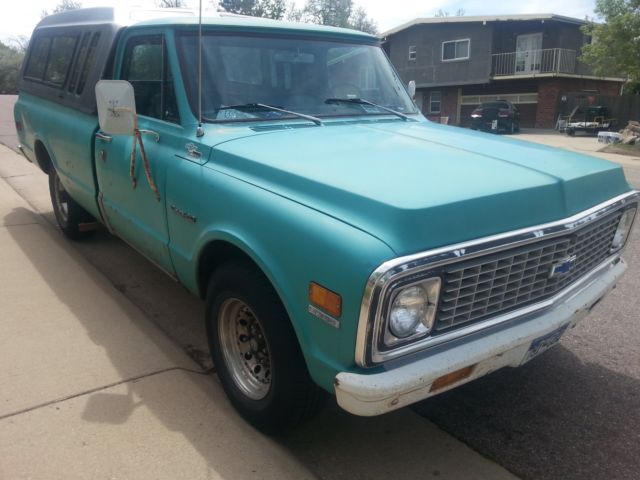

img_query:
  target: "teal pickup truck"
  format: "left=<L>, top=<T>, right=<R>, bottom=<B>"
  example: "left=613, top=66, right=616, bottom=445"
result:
left=14, top=7, right=638, bottom=433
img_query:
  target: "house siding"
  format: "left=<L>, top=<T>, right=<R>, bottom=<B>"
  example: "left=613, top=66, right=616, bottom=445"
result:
left=387, top=23, right=492, bottom=87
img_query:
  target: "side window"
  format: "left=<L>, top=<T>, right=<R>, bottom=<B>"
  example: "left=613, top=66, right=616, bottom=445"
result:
left=121, top=35, right=179, bottom=123
left=24, top=36, right=52, bottom=80
left=67, top=32, right=91, bottom=93
left=76, top=33, right=100, bottom=94
left=44, top=35, right=78, bottom=86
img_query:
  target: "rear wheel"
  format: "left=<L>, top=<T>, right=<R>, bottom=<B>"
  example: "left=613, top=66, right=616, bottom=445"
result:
left=49, top=168, right=95, bottom=240
left=205, top=261, right=324, bottom=434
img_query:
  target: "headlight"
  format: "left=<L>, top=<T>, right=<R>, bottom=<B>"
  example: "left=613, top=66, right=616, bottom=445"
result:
left=611, top=207, right=636, bottom=252
left=386, top=277, right=441, bottom=344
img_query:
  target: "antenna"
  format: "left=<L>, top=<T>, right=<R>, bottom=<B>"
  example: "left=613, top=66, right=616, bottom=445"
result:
left=196, top=0, right=204, bottom=137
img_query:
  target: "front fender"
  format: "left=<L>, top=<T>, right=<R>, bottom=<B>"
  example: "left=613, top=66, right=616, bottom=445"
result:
left=166, top=160, right=394, bottom=391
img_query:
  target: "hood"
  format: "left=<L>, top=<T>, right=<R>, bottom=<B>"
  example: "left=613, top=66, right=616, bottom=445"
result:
left=207, top=120, right=631, bottom=255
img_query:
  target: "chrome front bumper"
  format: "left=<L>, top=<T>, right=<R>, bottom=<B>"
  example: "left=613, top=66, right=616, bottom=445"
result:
left=335, top=257, right=626, bottom=417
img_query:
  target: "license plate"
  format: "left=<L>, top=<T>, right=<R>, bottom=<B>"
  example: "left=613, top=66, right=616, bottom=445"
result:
left=491, top=120, right=498, bottom=130
left=521, top=323, right=569, bottom=365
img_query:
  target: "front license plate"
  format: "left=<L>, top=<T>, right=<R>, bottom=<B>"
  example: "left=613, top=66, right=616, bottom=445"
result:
left=491, top=120, right=498, bottom=130
left=521, top=323, right=570, bottom=365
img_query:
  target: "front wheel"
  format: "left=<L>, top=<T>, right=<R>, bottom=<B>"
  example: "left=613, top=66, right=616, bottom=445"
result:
left=205, top=261, right=324, bottom=434
left=49, top=168, right=95, bottom=240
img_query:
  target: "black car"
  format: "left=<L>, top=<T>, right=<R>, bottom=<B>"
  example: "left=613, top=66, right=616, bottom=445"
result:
left=470, top=100, right=520, bottom=133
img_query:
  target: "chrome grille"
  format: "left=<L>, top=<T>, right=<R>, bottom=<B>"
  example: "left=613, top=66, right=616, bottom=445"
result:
left=436, top=211, right=623, bottom=332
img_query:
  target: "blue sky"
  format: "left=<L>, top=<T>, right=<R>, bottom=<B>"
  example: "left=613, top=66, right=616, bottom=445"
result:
left=1, top=0, right=599, bottom=43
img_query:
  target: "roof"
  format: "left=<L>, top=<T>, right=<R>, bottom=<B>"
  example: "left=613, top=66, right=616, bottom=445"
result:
left=35, top=7, right=376, bottom=41
left=381, top=13, right=587, bottom=38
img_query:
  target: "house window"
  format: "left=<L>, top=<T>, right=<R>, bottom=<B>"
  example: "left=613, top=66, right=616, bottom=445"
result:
left=408, top=45, right=417, bottom=61
left=442, top=39, right=470, bottom=62
left=429, top=91, right=441, bottom=113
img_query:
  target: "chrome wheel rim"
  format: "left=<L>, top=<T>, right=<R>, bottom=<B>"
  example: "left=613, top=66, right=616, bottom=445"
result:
left=53, top=174, right=69, bottom=224
left=218, top=298, right=271, bottom=400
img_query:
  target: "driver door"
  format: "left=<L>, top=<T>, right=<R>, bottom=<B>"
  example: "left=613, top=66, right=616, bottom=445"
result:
left=95, top=34, right=182, bottom=274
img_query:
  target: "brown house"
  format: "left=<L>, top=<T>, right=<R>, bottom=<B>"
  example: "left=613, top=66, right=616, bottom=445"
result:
left=381, top=14, right=626, bottom=128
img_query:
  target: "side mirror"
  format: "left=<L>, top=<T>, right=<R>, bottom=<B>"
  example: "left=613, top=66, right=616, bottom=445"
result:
left=95, top=80, right=137, bottom=135
left=408, top=80, right=416, bottom=99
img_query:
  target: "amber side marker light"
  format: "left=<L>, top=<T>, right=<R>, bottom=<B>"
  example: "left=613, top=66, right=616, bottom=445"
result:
left=430, top=365, right=476, bottom=393
left=309, top=282, right=342, bottom=317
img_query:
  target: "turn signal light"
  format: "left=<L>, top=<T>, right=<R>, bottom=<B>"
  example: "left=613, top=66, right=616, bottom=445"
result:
left=430, top=365, right=476, bottom=393
left=309, top=282, right=342, bottom=317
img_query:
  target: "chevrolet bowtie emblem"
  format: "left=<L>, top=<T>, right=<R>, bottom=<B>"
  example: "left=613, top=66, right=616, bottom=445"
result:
left=549, top=255, right=577, bottom=278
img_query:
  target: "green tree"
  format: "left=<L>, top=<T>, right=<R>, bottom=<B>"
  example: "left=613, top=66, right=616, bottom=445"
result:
left=302, top=0, right=377, bottom=33
left=304, top=0, right=352, bottom=28
left=219, top=0, right=287, bottom=19
left=349, top=7, right=378, bottom=34
left=253, top=0, right=287, bottom=20
left=53, top=0, right=82, bottom=12
left=157, top=0, right=186, bottom=6
left=581, top=0, right=640, bottom=84
left=0, top=41, right=24, bottom=94
left=41, top=0, right=82, bottom=18
left=220, top=0, right=377, bottom=32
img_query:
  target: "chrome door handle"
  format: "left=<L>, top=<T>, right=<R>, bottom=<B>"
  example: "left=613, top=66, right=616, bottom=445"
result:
left=96, top=132, right=112, bottom=143
left=138, top=129, right=160, bottom=142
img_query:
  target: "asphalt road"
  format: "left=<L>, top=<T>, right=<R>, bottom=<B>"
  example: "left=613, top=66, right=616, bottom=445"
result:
left=3, top=94, right=640, bottom=479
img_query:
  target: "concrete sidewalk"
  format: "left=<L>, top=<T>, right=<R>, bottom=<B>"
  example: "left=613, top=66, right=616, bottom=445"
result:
left=0, top=167, right=315, bottom=479
left=0, top=144, right=518, bottom=479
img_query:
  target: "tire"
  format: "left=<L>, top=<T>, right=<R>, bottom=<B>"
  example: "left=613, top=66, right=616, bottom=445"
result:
left=49, top=168, right=95, bottom=240
left=509, top=121, right=516, bottom=134
left=205, top=261, right=324, bottom=434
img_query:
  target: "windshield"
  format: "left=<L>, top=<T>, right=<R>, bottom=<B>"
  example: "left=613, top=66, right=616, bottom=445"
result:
left=176, top=33, right=417, bottom=122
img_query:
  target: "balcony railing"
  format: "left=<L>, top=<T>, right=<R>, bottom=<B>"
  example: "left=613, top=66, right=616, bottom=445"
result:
left=491, top=48, right=577, bottom=77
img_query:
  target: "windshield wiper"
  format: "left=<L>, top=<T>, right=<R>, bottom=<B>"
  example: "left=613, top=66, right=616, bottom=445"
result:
left=325, top=98, right=413, bottom=121
left=215, top=103, right=323, bottom=126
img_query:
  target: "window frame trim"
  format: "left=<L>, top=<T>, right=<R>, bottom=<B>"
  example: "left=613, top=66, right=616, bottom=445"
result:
left=441, top=38, right=471, bottom=63
left=408, top=45, right=417, bottom=61
left=428, top=91, right=442, bottom=114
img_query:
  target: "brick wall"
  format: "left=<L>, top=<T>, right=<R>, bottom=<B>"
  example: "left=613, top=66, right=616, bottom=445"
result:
left=535, top=78, right=624, bottom=128
left=421, top=87, right=460, bottom=124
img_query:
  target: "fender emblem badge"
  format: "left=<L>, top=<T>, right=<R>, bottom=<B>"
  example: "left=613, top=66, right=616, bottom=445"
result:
left=170, top=204, right=197, bottom=223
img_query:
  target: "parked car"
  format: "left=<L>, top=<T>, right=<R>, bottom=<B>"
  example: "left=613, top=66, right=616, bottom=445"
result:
left=470, top=100, right=520, bottom=133
left=14, top=7, right=638, bottom=433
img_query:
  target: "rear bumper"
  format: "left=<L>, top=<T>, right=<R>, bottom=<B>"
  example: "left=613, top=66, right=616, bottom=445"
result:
left=334, top=257, right=626, bottom=416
